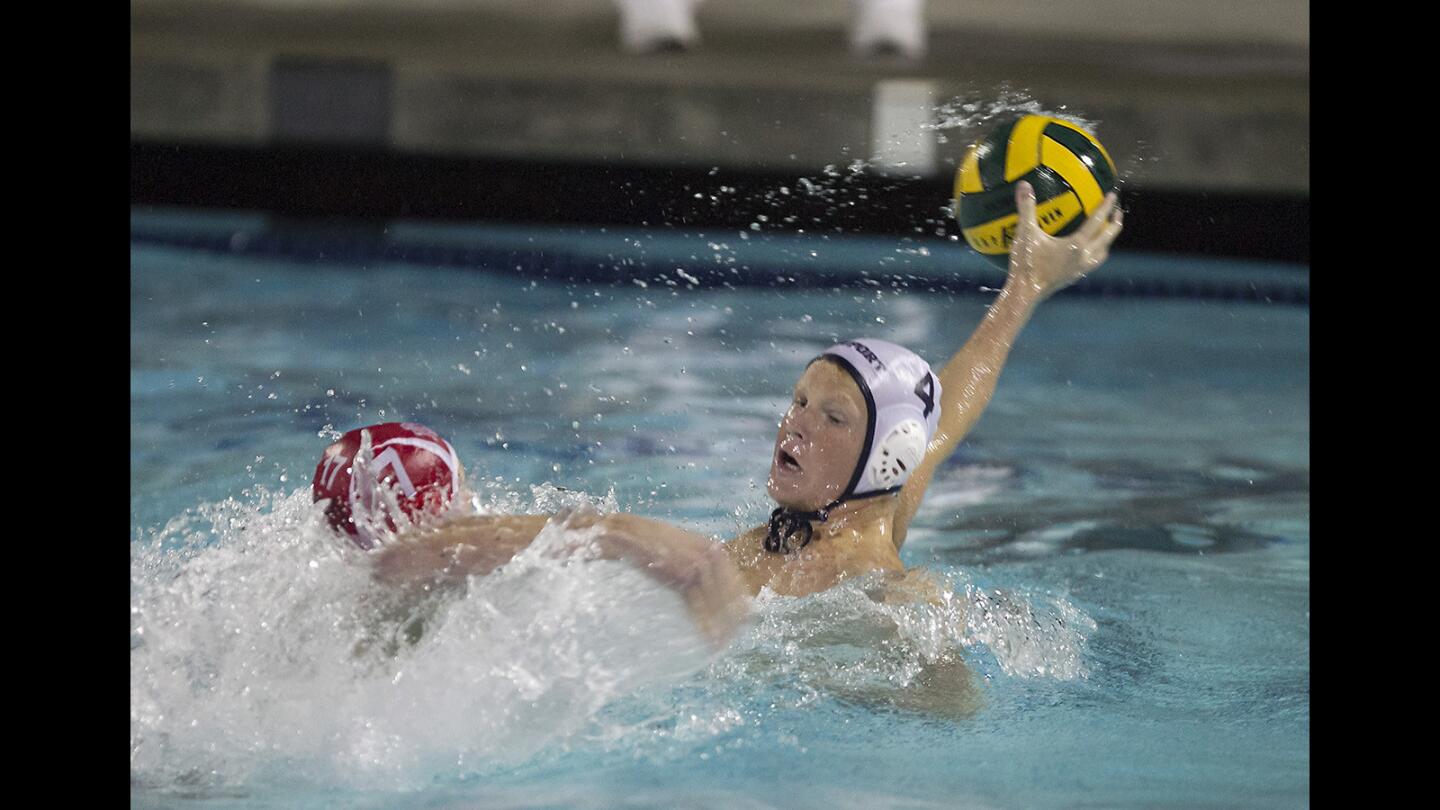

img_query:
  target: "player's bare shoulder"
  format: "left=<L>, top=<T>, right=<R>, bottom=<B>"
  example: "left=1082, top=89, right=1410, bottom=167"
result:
left=825, top=518, right=904, bottom=578
left=725, top=524, right=781, bottom=595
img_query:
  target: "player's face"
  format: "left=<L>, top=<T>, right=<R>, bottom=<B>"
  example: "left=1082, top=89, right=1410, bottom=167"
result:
left=767, top=359, right=868, bottom=511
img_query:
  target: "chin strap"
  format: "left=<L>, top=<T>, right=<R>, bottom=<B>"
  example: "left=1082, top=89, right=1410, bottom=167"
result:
left=764, top=487, right=902, bottom=555
left=765, top=505, right=831, bottom=554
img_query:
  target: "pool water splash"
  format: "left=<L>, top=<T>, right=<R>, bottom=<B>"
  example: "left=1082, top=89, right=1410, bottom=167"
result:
left=131, top=481, right=1097, bottom=794
left=130, top=484, right=711, bottom=792
left=549, top=570, right=1099, bottom=768
left=923, top=91, right=1140, bottom=203
left=928, top=90, right=1049, bottom=138
left=722, top=91, right=1114, bottom=251
left=693, top=571, right=1093, bottom=715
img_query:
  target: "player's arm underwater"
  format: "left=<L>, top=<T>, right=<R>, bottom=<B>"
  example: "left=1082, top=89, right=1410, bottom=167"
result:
left=892, top=182, right=1123, bottom=549
left=370, top=510, right=750, bottom=647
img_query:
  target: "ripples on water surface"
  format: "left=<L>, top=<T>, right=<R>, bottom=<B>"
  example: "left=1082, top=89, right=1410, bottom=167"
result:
left=131, top=236, right=1308, bottom=808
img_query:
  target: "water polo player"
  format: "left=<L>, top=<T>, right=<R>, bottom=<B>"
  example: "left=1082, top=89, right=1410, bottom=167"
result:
left=312, top=182, right=1122, bottom=642
left=314, top=421, right=752, bottom=646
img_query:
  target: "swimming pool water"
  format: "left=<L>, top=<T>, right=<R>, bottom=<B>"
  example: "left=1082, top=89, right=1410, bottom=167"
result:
left=131, top=219, right=1308, bottom=808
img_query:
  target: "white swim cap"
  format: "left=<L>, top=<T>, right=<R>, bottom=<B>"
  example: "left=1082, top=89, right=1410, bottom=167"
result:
left=814, top=338, right=942, bottom=499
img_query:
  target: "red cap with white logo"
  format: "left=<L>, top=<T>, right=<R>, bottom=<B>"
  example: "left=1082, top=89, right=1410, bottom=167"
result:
left=312, top=422, right=463, bottom=549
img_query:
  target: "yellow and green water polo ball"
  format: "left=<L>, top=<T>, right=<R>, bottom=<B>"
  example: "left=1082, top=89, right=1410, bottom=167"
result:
left=952, top=114, right=1117, bottom=269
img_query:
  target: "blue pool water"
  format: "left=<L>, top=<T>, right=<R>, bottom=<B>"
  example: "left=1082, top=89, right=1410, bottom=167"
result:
left=131, top=215, right=1308, bottom=808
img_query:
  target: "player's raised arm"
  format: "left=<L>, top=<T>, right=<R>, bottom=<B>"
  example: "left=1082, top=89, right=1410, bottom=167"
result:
left=891, top=182, right=1123, bottom=547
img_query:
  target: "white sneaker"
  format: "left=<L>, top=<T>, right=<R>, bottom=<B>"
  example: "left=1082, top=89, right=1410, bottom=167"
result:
left=851, top=0, right=927, bottom=59
left=615, top=0, right=703, bottom=53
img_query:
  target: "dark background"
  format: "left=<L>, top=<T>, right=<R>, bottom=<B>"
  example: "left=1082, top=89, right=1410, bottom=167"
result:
left=131, top=1, right=1309, bottom=264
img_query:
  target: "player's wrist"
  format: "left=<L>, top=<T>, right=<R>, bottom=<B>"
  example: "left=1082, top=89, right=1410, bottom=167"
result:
left=998, top=276, right=1045, bottom=309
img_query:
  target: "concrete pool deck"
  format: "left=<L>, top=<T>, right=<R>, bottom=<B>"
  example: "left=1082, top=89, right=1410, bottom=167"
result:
left=131, top=0, right=1308, bottom=194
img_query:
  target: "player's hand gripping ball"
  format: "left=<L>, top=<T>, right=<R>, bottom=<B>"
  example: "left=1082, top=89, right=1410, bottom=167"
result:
left=312, top=422, right=463, bottom=548
left=953, top=114, right=1117, bottom=268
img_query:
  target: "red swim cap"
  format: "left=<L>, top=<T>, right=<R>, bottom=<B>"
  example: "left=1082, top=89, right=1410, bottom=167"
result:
left=312, top=422, right=463, bottom=548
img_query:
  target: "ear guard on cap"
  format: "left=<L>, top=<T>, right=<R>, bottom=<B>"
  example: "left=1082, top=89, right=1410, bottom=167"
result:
left=865, top=419, right=928, bottom=491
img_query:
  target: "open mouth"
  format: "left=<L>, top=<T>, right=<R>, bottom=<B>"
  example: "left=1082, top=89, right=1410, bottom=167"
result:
left=777, top=449, right=802, bottom=473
